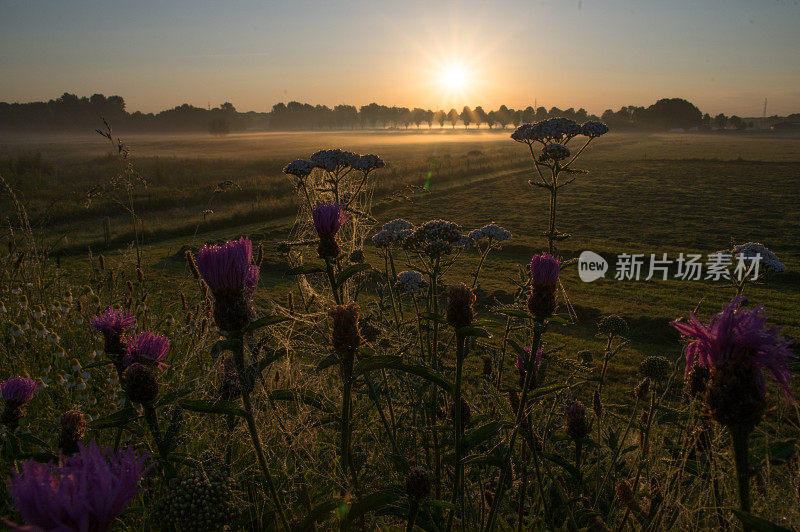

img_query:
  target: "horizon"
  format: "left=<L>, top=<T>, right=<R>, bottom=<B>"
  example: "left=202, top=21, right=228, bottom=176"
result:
left=2, top=0, right=799, bottom=117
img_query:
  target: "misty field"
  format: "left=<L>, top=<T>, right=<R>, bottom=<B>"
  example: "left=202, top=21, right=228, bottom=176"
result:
left=1, top=127, right=799, bottom=530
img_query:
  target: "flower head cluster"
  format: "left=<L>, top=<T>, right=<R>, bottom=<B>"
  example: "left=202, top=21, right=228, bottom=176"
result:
left=372, top=219, right=415, bottom=247
left=565, top=401, right=591, bottom=440
left=123, top=331, right=170, bottom=369
left=282, top=159, right=316, bottom=179
left=395, top=270, right=426, bottom=293
left=312, top=203, right=350, bottom=239
left=719, top=242, right=787, bottom=273
left=195, top=237, right=259, bottom=294
left=350, top=153, right=385, bottom=173
left=581, top=121, right=609, bottom=137
left=446, top=284, right=475, bottom=329
left=404, top=219, right=464, bottom=258
left=670, top=295, right=795, bottom=399
left=467, top=223, right=512, bottom=243
left=528, top=253, right=560, bottom=320
left=5, top=442, right=151, bottom=532
left=310, top=149, right=361, bottom=172
left=542, top=143, right=571, bottom=161
left=512, top=117, right=582, bottom=143
left=152, top=464, right=237, bottom=531
left=530, top=253, right=560, bottom=286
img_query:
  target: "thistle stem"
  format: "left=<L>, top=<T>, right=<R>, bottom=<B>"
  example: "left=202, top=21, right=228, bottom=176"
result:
left=446, top=333, right=466, bottom=531
left=731, top=425, right=752, bottom=515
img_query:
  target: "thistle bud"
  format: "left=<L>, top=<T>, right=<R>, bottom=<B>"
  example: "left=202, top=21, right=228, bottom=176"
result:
left=593, top=389, right=603, bottom=418
left=565, top=401, right=591, bottom=440
left=405, top=467, right=431, bottom=500
left=446, top=283, right=475, bottom=330
left=528, top=253, right=559, bottom=320
left=615, top=480, right=646, bottom=525
left=58, top=409, right=86, bottom=455
left=329, top=303, right=361, bottom=358
left=684, top=360, right=710, bottom=400
left=598, top=314, right=628, bottom=337
left=123, top=363, right=159, bottom=404
left=137, top=267, right=144, bottom=283
left=639, top=355, right=671, bottom=382
left=450, top=397, right=471, bottom=426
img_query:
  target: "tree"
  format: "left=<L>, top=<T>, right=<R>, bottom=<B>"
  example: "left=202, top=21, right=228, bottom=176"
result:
left=729, top=115, right=746, bottom=130
left=460, top=106, right=472, bottom=128
left=473, top=106, right=487, bottom=128
left=522, top=106, right=536, bottom=123
left=535, top=107, right=549, bottom=121
left=424, top=109, right=435, bottom=128
left=512, top=110, right=523, bottom=127
left=714, top=113, right=728, bottom=130
left=412, top=108, right=426, bottom=128
left=434, top=110, right=446, bottom=128
left=448, top=108, right=459, bottom=128
left=642, top=98, right=702, bottom=130
left=496, top=105, right=511, bottom=129
left=486, top=110, right=497, bottom=129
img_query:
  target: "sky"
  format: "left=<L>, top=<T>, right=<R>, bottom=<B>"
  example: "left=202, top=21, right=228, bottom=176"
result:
left=1, top=0, right=799, bottom=117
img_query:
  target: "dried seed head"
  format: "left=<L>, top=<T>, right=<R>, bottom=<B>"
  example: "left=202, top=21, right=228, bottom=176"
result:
left=137, top=268, right=144, bottom=283
left=405, top=467, right=431, bottom=500
left=58, top=409, right=86, bottom=455
left=123, top=363, right=158, bottom=404
left=593, top=389, right=603, bottom=418
left=329, top=303, right=361, bottom=357
left=565, top=401, right=591, bottom=440
left=705, top=353, right=765, bottom=430
left=446, top=283, right=475, bottom=329
left=639, top=355, right=671, bottom=382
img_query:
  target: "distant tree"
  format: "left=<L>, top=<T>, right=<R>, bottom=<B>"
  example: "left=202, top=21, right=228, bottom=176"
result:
left=535, top=107, right=549, bottom=121
left=601, top=109, right=615, bottom=123
left=512, top=110, right=523, bottom=127
left=448, top=108, right=459, bottom=128
left=460, top=106, right=472, bottom=128
left=209, top=118, right=230, bottom=136
left=642, top=98, right=702, bottom=130
left=701, top=113, right=711, bottom=127
left=473, top=106, right=487, bottom=128
left=424, top=109, right=435, bottom=128
left=549, top=106, right=563, bottom=117
left=434, top=110, right=446, bottom=128
left=522, top=106, right=536, bottom=123
left=496, top=105, right=512, bottom=129
left=486, top=110, right=497, bottom=129
left=412, top=108, right=426, bottom=128
left=729, top=115, right=746, bottom=130
left=714, top=113, right=728, bottom=130
left=575, top=108, right=589, bottom=122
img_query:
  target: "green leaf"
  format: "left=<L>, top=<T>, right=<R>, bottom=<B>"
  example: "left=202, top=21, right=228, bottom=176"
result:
left=343, top=488, right=401, bottom=523
left=547, top=314, right=572, bottom=324
left=541, top=451, right=580, bottom=479
left=335, top=263, right=371, bottom=287
left=286, top=263, right=326, bottom=275
left=495, top=308, right=530, bottom=319
left=210, top=338, right=242, bottom=359
left=762, top=438, right=797, bottom=466
left=732, top=510, right=792, bottom=532
left=316, top=353, right=340, bottom=372
left=424, top=499, right=456, bottom=511
left=462, top=421, right=509, bottom=455
left=457, top=326, right=490, bottom=338
left=243, top=315, right=292, bottom=333
left=82, top=359, right=114, bottom=369
left=269, top=389, right=337, bottom=413
left=243, top=348, right=289, bottom=388
left=295, top=499, right=342, bottom=531
left=154, top=388, right=192, bottom=408
left=179, top=399, right=245, bottom=418
left=353, top=355, right=454, bottom=394
left=90, top=407, right=139, bottom=429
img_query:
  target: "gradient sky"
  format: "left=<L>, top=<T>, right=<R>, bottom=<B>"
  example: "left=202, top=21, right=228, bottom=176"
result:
left=1, top=0, right=799, bottom=116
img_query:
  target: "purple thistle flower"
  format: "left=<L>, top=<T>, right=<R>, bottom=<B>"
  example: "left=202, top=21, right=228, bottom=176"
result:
left=123, top=331, right=170, bottom=369
left=517, top=348, right=544, bottom=372
left=670, top=295, right=796, bottom=399
left=5, top=442, right=152, bottom=532
left=530, top=253, right=560, bottom=287
left=90, top=307, right=136, bottom=336
left=195, top=237, right=259, bottom=294
left=312, top=203, right=350, bottom=239
left=1, top=376, right=37, bottom=405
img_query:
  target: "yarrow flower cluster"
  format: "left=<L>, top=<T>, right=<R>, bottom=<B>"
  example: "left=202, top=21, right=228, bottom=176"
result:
left=714, top=242, right=787, bottom=273
left=395, top=270, right=425, bottom=293
left=123, top=331, right=170, bottom=369
left=372, top=219, right=415, bottom=247
left=195, top=237, right=259, bottom=331
left=512, top=117, right=608, bottom=144
left=467, top=223, right=512, bottom=243
left=5, top=442, right=151, bottom=532
left=350, top=153, right=385, bottom=173
left=404, top=220, right=464, bottom=258
left=307, top=149, right=386, bottom=174
left=282, top=159, right=316, bottom=179
left=542, top=143, right=571, bottom=161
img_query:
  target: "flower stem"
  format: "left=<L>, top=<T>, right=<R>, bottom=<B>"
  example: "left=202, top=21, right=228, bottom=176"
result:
left=731, top=425, right=752, bottom=515
left=446, top=333, right=466, bottom=531
left=341, top=356, right=354, bottom=490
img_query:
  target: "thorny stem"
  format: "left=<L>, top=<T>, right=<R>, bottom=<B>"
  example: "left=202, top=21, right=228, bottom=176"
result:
left=731, top=425, right=753, bottom=518
left=446, top=333, right=467, bottom=531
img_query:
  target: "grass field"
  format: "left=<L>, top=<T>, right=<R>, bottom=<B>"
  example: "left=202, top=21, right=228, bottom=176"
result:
left=1, top=128, right=799, bottom=530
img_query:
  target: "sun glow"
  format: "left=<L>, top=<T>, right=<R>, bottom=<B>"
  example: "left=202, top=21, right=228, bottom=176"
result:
left=440, top=62, right=469, bottom=91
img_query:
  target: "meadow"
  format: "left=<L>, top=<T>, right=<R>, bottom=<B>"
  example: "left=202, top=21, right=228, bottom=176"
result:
left=0, top=125, right=799, bottom=531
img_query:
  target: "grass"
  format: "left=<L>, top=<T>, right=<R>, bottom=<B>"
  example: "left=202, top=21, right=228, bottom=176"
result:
left=0, top=128, right=799, bottom=530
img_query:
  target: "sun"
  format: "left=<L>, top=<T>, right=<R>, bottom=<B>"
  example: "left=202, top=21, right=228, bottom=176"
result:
left=440, top=62, right=469, bottom=91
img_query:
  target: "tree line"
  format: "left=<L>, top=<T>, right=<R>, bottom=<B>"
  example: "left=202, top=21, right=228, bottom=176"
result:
left=0, top=92, right=776, bottom=134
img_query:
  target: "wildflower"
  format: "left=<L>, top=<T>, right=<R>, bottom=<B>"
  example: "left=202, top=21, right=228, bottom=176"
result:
left=639, top=356, right=671, bottom=382
left=511, top=123, right=535, bottom=142
left=282, top=159, right=315, bottom=179
left=312, top=203, right=350, bottom=259
left=542, top=143, right=571, bottom=161
left=310, top=149, right=359, bottom=172
left=1, top=376, right=37, bottom=429
left=723, top=242, right=786, bottom=273
left=581, top=121, right=609, bottom=138
left=405, top=468, right=431, bottom=500
left=90, top=306, right=136, bottom=355
left=329, top=303, right=361, bottom=358
left=371, top=229, right=393, bottom=247
left=565, top=401, right=591, bottom=440
left=350, top=154, right=385, bottom=173
left=195, top=237, right=259, bottom=332
left=395, top=270, right=425, bottom=293
left=5, top=442, right=151, bottom=532
left=598, top=314, right=628, bottom=337
left=446, top=284, right=475, bottom=330
left=469, top=223, right=512, bottom=242
left=404, top=219, right=463, bottom=258
left=123, top=331, right=170, bottom=369
left=528, top=253, right=559, bottom=320
left=516, top=347, right=543, bottom=389
left=58, top=410, right=87, bottom=456
left=672, top=296, right=795, bottom=429
left=593, top=389, right=603, bottom=418
left=122, top=363, right=159, bottom=404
